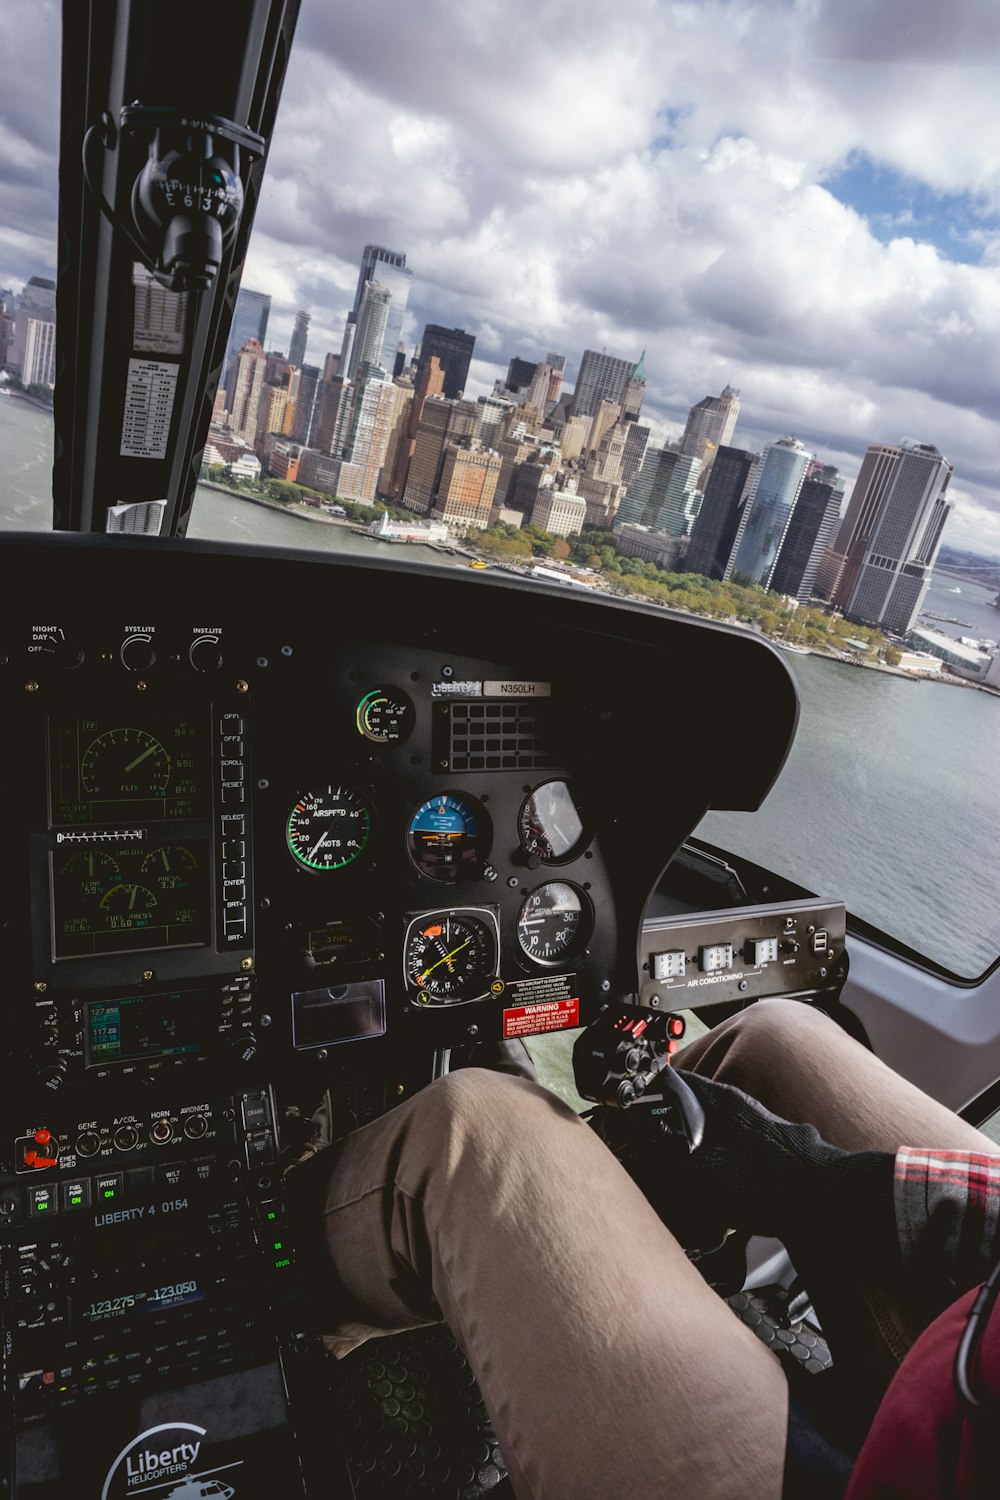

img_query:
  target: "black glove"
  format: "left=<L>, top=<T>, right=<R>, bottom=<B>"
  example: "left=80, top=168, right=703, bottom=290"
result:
left=591, top=1069, right=896, bottom=1265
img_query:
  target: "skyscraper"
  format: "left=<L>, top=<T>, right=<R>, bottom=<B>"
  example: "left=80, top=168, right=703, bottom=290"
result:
left=569, top=349, right=638, bottom=419
left=347, top=282, right=392, bottom=379
left=724, top=438, right=811, bottom=587
left=223, top=288, right=270, bottom=397
left=291, top=364, right=322, bottom=446
left=841, top=441, right=953, bottom=635
left=769, top=464, right=844, bottom=601
left=416, top=326, right=476, bottom=400
left=9, top=276, right=55, bottom=378
left=684, top=446, right=758, bottom=579
left=348, top=245, right=412, bottom=373
left=288, top=309, right=310, bottom=367
left=679, top=385, right=741, bottom=462
left=815, top=444, right=907, bottom=607
left=229, top=339, right=266, bottom=444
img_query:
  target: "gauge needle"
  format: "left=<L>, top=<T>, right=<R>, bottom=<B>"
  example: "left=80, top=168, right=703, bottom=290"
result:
left=419, top=938, right=471, bottom=980
left=125, top=741, right=158, bottom=774
left=307, top=831, right=329, bottom=861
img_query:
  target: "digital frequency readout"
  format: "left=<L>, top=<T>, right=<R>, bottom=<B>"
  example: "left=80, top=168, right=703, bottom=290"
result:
left=86, top=990, right=208, bottom=1065
left=49, top=715, right=209, bottom=826
left=53, top=841, right=210, bottom=958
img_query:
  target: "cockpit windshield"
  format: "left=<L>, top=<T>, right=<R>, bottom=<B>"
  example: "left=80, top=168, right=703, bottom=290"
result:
left=3, top=0, right=1000, bottom=976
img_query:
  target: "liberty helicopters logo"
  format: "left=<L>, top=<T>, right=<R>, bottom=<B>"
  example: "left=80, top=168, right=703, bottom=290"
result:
left=102, top=1421, right=241, bottom=1498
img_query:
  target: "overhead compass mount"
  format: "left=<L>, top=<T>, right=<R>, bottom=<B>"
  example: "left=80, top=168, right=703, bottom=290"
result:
left=83, top=105, right=265, bottom=294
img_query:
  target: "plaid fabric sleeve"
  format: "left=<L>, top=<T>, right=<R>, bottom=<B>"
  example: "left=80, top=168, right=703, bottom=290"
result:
left=894, top=1148, right=1000, bottom=1292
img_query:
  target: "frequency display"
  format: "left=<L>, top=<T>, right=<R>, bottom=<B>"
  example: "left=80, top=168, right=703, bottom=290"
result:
left=85, top=990, right=209, bottom=1065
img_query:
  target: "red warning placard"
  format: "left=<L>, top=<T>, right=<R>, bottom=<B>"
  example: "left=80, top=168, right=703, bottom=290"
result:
left=502, top=997, right=579, bottom=1038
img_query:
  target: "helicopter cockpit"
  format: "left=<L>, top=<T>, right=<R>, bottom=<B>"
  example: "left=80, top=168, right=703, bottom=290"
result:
left=6, top=4, right=1000, bottom=1498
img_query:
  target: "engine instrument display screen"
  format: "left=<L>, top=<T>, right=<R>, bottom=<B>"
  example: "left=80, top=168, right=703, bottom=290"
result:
left=52, top=840, right=210, bottom=957
left=86, top=990, right=209, bottom=1066
left=49, top=714, right=210, bottom=826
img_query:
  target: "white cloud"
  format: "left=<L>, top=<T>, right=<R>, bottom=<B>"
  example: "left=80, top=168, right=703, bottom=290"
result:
left=3, top=0, right=1000, bottom=556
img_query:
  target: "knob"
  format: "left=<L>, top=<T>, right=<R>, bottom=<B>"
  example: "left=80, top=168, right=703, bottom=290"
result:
left=36, top=1058, right=67, bottom=1092
left=513, top=848, right=542, bottom=870
left=37, top=632, right=83, bottom=669
left=149, top=1119, right=173, bottom=1145
left=120, top=635, right=156, bottom=671
left=76, top=1130, right=101, bottom=1156
left=230, top=1030, right=258, bottom=1065
left=189, top=636, right=224, bottom=672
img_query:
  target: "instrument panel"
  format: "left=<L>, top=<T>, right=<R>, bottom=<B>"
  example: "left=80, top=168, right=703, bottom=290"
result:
left=0, top=536, right=799, bottom=1473
left=0, top=536, right=799, bottom=1102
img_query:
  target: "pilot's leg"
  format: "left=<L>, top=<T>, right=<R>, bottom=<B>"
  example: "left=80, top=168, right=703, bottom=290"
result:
left=285, top=1068, right=788, bottom=1500
left=678, top=997, right=1000, bottom=1436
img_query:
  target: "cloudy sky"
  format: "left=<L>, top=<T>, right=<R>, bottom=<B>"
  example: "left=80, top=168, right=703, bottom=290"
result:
left=3, top=0, right=1000, bottom=553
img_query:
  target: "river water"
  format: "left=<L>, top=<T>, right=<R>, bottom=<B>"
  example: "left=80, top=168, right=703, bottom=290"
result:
left=3, top=392, right=1000, bottom=976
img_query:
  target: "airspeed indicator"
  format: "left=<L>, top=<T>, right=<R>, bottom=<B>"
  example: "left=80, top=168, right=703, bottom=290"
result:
left=286, top=786, right=373, bottom=873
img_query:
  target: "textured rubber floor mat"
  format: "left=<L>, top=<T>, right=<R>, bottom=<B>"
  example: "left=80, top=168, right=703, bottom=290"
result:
left=330, top=1325, right=509, bottom=1499
left=727, top=1287, right=834, bottom=1375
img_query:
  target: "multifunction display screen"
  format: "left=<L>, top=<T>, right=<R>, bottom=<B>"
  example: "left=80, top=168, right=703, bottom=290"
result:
left=86, top=990, right=208, bottom=1065
left=49, top=714, right=209, bottom=826
left=52, top=840, right=210, bottom=957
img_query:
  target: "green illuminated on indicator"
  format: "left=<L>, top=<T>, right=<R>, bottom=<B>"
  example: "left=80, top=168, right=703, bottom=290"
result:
left=36, top=1202, right=48, bottom=1210
left=274, top=1257, right=291, bottom=1269
left=273, top=1240, right=283, bottom=1250
left=103, top=1189, right=115, bottom=1199
left=70, top=1195, right=82, bottom=1205
left=266, top=1210, right=277, bottom=1220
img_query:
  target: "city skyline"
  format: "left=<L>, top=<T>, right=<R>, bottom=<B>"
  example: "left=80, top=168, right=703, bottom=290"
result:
left=2, top=3, right=1000, bottom=552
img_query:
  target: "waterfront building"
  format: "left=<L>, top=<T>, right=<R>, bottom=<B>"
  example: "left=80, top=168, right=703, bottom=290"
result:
left=569, top=348, right=637, bottom=418
left=402, top=395, right=478, bottom=513
left=223, top=287, right=270, bottom=397
left=348, top=245, right=412, bottom=373
left=416, top=325, right=476, bottom=400
left=9, top=276, right=56, bottom=379
left=814, top=444, right=903, bottom=605
left=615, top=524, right=684, bottom=570
left=22, top=316, right=57, bottom=388
left=229, top=338, right=266, bottom=445
left=0, top=288, right=15, bottom=367
left=370, top=511, right=450, bottom=544
left=386, top=357, right=446, bottom=501
left=769, top=464, right=844, bottom=602
left=433, top=443, right=502, bottom=530
left=908, top=626, right=990, bottom=679
left=530, top=485, right=587, bottom=537
left=724, top=437, right=811, bottom=587
left=843, top=441, right=954, bottom=635
left=683, top=445, right=758, bottom=580
left=288, top=309, right=310, bottom=368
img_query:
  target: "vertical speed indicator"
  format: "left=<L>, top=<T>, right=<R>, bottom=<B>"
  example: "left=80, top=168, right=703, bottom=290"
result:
left=286, top=786, right=374, bottom=873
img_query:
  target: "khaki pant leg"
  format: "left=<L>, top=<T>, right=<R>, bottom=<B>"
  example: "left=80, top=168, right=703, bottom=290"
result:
left=292, top=1070, right=788, bottom=1500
